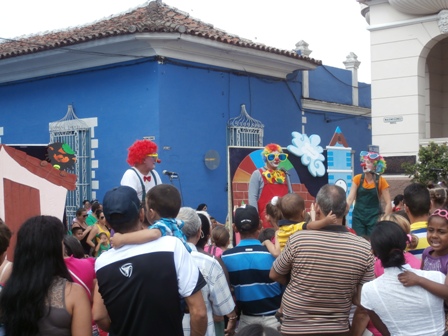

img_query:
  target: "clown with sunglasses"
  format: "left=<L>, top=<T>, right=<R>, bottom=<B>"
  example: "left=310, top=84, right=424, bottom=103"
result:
left=248, top=143, right=293, bottom=228
left=121, top=139, right=162, bottom=207
left=346, top=151, right=392, bottom=236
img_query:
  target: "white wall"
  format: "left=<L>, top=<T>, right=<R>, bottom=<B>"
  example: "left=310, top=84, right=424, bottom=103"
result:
left=368, top=1, right=448, bottom=157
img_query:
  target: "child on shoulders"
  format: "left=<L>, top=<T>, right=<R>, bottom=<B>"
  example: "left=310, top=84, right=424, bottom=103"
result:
left=111, top=184, right=191, bottom=252
left=263, top=194, right=337, bottom=257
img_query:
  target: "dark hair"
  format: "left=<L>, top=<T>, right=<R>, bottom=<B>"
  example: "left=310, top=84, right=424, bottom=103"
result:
left=236, top=323, right=281, bottom=336
left=211, top=226, right=229, bottom=248
left=98, top=232, right=108, bottom=239
left=91, top=201, right=101, bottom=214
left=277, top=193, right=304, bottom=221
left=71, top=227, right=83, bottom=235
left=265, top=203, right=282, bottom=221
left=429, top=187, right=447, bottom=208
left=316, top=184, right=347, bottom=218
left=146, top=184, right=181, bottom=218
left=0, top=216, right=71, bottom=336
left=403, top=183, right=430, bottom=216
left=196, top=203, right=207, bottom=211
left=63, top=235, right=85, bottom=258
left=196, top=213, right=211, bottom=249
left=258, top=228, right=275, bottom=243
left=394, top=209, right=410, bottom=222
left=370, top=220, right=407, bottom=268
left=95, top=209, right=103, bottom=219
left=76, top=207, right=86, bottom=217
left=393, top=194, right=404, bottom=206
left=82, top=199, right=90, bottom=205
left=0, top=218, right=12, bottom=255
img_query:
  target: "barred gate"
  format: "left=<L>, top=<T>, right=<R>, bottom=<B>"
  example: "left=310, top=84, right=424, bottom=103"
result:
left=227, top=104, right=264, bottom=147
left=49, top=105, right=91, bottom=226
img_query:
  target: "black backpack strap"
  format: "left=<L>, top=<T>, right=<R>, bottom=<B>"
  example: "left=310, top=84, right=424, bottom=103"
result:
left=131, top=168, right=146, bottom=204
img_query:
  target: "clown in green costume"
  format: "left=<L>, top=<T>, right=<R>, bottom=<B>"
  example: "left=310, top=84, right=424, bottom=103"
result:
left=346, top=151, right=391, bottom=237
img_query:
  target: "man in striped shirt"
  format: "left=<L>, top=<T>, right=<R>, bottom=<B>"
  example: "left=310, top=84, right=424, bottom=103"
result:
left=270, top=184, right=374, bottom=336
left=222, top=204, right=282, bottom=331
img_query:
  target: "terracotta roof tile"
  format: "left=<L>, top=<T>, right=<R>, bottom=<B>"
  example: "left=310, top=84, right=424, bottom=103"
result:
left=1, top=145, right=77, bottom=191
left=0, top=1, right=321, bottom=65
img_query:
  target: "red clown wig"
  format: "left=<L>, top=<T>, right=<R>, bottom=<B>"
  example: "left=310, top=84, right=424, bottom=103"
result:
left=126, top=140, right=158, bottom=166
left=262, top=143, right=282, bottom=158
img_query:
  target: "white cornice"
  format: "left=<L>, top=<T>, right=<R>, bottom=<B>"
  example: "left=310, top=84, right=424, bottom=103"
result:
left=0, top=33, right=319, bottom=84
left=302, top=99, right=371, bottom=116
left=363, top=0, right=389, bottom=5
left=368, top=13, right=438, bottom=31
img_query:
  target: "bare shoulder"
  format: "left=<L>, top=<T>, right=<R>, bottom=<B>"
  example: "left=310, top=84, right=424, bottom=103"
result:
left=65, top=281, right=86, bottom=297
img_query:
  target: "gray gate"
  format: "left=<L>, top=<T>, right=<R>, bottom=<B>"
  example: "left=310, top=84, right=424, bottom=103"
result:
left=227, top=104, right=264, bottom=147
left=49, top=105, right=91, bottom=226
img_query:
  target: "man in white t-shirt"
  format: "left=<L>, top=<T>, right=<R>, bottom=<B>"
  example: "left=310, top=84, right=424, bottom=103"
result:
left=120, top=139, right=162, bottom=204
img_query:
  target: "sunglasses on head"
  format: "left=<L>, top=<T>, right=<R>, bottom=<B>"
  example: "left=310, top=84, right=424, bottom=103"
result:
left=431, top=209, right=448, bottom=221
left=360, top=151, right=380, bottom=160
left=266, top=153, right=288, bottom=162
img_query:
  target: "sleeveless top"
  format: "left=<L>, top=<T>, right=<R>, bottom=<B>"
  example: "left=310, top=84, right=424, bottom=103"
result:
left=37, top=277, right=71, bottom=336
left=94, top=224, right=111, bottom=244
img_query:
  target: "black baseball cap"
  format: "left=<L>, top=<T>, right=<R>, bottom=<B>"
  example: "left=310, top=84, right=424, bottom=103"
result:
left=235, top=205, right=260, bottom=232
left=103, top=186, right=141, bottom=227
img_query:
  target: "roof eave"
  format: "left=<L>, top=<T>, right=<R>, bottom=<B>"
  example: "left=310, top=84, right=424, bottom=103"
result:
left=0, top=33, right=319, bottom=84
left=137, top=33, right=319, bottom=78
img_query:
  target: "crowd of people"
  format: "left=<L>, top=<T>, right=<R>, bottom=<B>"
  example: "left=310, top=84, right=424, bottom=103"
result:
left=2, top=139, right=448, bottom=336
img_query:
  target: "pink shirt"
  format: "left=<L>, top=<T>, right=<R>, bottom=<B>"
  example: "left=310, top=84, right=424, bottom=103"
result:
left=204, top=245, right=223, bottom=258
left=374, top=252, right=421, bottom=277
left=64, top=256, right=96, bottom=300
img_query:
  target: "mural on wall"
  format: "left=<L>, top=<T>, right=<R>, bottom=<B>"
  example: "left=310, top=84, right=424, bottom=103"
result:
left=287, top=131, right=326, bottom=177
left=229, top=146, right=328, bottom=225
left=46, top=142, right=77, bottom=171
left=229, top=126, right=354, bottom=229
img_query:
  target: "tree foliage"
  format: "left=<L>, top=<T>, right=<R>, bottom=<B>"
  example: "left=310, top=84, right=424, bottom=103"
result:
left=402, top=142, right=448, bottom=185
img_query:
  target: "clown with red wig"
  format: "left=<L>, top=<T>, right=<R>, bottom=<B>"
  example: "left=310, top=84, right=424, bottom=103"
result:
left=346, top=151, right=391, bottom=237
left=120, top=139, right=162, bottom=204
left=248, top=143, right=292, bottom=228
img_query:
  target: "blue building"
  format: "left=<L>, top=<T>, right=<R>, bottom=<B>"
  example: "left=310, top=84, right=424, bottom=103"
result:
left=0, top=1, right=371, bottom=222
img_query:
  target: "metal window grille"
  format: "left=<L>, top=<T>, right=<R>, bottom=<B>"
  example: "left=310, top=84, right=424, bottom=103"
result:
left=49, top=105, right=91, bottom=226
left=227, top=104, right=264, bottom=147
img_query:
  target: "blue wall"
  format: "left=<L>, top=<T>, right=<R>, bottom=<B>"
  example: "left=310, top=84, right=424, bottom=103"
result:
left=0, top=57, right=371, bottom=222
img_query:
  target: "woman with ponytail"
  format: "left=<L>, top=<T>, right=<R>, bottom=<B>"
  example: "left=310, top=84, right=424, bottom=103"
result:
left=360, top=221, right=445, bottom=336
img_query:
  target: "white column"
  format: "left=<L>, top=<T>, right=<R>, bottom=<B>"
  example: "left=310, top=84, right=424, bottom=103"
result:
left=343, top=52, right=361, bottom=106
left=294, top=40, right=312, bottom=98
